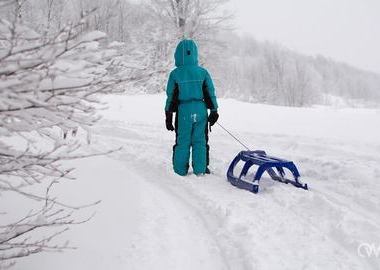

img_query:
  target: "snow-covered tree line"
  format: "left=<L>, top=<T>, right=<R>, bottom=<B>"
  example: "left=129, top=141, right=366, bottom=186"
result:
left=4, top=0, right=379, bottom=107
left=1, top=0, right=232, bottom=94
left=213, top=34, right=380, bottom=106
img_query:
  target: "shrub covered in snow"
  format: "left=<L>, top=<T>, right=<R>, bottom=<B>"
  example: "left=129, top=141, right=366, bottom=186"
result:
left=0, top=9, right=123, bottom=268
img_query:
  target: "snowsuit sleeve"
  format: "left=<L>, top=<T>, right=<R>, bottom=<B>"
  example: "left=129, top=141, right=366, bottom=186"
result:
left=165, top=71, right=179, bottom=112
left=202, top=70, right=218, bottom=111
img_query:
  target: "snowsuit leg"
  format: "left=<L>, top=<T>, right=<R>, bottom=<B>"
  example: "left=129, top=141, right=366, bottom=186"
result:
left=205, top=124, right=210, bottom=167
left=173, top=102, right=207, bottom=175
left=173, top=112, right=192, bottom=176
left=172, top=112, right=179, bottom=164
left=191, top=113, right=207, bottom=174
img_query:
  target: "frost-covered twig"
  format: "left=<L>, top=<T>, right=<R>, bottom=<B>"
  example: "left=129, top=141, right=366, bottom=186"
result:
left=0, top=3, right=124, bottom=267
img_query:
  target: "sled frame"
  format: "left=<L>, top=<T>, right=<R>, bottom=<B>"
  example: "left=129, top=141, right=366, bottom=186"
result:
left=227, top=150, right=308, bottom=193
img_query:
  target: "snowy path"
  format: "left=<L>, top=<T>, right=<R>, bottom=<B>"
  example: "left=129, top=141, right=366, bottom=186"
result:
left=110, top=164, right=232, bottom=270
left=12, top=94, right=380, bottom=269
left=93, top=123, right=252, bottom=270
left=93, top=117, right=379, bottom=270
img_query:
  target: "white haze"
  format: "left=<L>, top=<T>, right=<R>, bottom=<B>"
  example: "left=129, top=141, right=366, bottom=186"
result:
left=230, top=0, right=380, bottom=74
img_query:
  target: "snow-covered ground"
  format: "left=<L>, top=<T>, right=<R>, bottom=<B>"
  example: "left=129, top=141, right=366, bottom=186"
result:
left=12, top=94, right=380, bottom=270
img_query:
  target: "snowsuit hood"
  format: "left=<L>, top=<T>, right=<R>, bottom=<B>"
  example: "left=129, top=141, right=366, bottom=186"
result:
left=174, top=39, right=198, bottom=67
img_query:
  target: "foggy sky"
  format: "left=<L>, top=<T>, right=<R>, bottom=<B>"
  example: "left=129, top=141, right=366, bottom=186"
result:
left=229, top=0, right=380, bottom=74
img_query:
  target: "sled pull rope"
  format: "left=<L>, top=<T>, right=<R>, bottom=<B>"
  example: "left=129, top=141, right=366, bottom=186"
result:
left=216, top=122, right=251, bottom=151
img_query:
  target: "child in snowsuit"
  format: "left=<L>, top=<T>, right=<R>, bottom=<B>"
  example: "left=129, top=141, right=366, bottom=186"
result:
left=165, top=39, right=219, bottom=176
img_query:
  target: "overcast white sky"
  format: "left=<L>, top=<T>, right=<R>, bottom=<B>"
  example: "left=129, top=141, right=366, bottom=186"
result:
left=228, top=0, right=380, bottom=74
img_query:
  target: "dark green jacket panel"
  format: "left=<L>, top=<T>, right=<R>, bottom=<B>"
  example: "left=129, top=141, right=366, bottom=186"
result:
left=165, top=71, right=179, bottom=112
left=202, top=69, right=218, bottom=111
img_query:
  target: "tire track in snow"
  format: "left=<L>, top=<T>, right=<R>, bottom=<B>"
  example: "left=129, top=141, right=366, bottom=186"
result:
left=124, top=158, right=253, bottom=270
left=94, top=122, right=253, bottom=270
left=118, top=168, right=230, bottom=270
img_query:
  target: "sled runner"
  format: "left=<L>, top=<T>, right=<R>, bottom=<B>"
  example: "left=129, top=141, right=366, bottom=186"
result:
left=227, top=150, right=308, bottom=193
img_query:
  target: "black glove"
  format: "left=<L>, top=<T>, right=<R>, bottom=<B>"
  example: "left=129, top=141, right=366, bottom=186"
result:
left=165, top=111, right=174, bottom=131
left=208, top=110, right=219, bottom=126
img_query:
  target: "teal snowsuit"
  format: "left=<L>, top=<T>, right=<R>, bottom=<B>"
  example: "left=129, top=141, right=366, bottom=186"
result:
left=165, top=39, right=218, bottom=176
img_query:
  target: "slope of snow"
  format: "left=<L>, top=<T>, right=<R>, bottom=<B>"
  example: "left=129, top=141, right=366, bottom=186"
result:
left=12, top=93, right=380, bottom=270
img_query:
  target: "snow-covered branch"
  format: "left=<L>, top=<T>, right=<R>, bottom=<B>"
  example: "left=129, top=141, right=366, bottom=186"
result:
left=0, top=4, right=124, bottom=267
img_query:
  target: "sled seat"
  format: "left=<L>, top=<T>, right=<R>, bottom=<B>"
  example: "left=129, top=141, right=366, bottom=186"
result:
left=227, top=150, right=308, bottom=193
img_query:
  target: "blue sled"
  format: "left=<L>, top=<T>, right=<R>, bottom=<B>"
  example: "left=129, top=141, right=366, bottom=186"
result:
left=227, top=150, right=308, bottom=193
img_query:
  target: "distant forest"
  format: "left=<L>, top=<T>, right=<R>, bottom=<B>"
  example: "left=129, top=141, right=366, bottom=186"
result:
left=2, top=0, right=379, bottom=107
